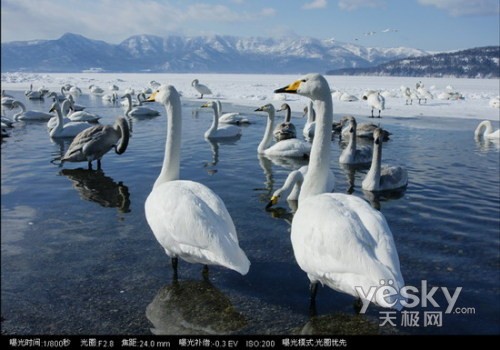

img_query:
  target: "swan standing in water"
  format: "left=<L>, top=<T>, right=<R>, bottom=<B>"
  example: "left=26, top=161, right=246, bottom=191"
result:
left=144, top=85, right=250, bottom=279
left=273, top=103, right=297, bottom=141
left=11, top=100, right=53, bottom=121
left=362, top=128, right=408, bottom=192
left=216, top=101, right=250, bottom=124
left=302, top=101, right=316, bottom=139
left=61, top=117, right=130, bottom=169
left=363, top=91, right=385, bottom=118
left=122, top=93, right=160, bottom=117
left=474, top=120, right=500, bottom=140
left=192, top=79, right=212, bottom=99
left=274, top=73, right=405, bottom=313
left=201, top=101, right=242, bottom=139
left=339, top=116, right=372, bottom=165
left=48, top=101, right=93, bottom=139
left=266, top=165, right=335, bottom=209
left=255, top=104, right=311, bottom=158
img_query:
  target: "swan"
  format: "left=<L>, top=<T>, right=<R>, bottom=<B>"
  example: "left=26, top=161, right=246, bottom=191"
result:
left=274, top=73, right=405, bottom=312
left=201, top=101, right=242, bottom=139
left=61, top=117, right=129, bottom=169
left=339, top=92, right=358, bottom=102
left=339, top=116, right=372, bottom=165
left=102, top=92, right=119, bottom=102
left=67, top=94, right=85, bottom=111
left=47, top=90, right=66, bottom=102
left=1, top=90, right=15, bottom=106
left=216, top=101, right=250, bottom=124
left=192, top=79, right=212, bottom=99
left=363, top=91, right=385, bottom=118
left=122, top=93, right=160, bottom=117
left=340, top=117, right=391, bottom=141
left=302, top=101, right=316, bottom=139
left=11, top=100, right=53, bottom=121
left=47, top=100, right=73, bottom=130
left=361, top=128, right=408, bottom=192
left=48, top=101, right=94, bottom=139
left=402, top=86, right=419, bottom=105
left=144, top=84, right=250, bottom=279
left=474, top=120, right=500, bottom=140
left=416, top=86, right=433, bottom=104
left=488, top=97, right=500, bottom=109
left=266, top=165, right=335, bottom=209
left=255, top=103, right=311, bottom=159
left=88, top=84, right=104, bottom=95
left=273, top=103, right=297, bottom=141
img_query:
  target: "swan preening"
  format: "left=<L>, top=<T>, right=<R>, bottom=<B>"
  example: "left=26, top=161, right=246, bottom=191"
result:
left=363, top=91, right=385, bottom=118
left=361, top=128, right=408, bottom=192
left=144, top=85, right=250, bottom=279
left=273, top=103, right=297, bottom=141
left=255, top=103, right=311, bottom=159
left=192, top=79, right=212, bottom=99
left=339, top=116, right=372, bottom=165
left=61, top=117, right=130, bottom=169
left=474, top=120, right=500, bottom=140
left=274, top=74, right=405, bottom=313
left=201, top=101, right=242, bottom=139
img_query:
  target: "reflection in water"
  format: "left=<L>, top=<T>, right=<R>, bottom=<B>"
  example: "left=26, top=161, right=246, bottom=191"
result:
left=59, top=168, right=131, bottom=213
left=298, top=313, right=389, bottom=335
left=474, top=137, right=500, bottom=152
left=338, top=163, right=370, bottom=194
left=362, top=188, right=407, bottom=210
left=203, top=137, right=241, bottom=174
left=50, top=138, right=74, bottom=165
left=146, top=279, right=247, bottom=335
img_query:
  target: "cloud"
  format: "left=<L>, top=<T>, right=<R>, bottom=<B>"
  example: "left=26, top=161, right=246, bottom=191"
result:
left=303, top=0, right=328, bottom=10
left=260, top=8, right=276, bottom=17
left=337, top=0, right=386, bottom=11
left=418, top=0, right=500, bottom=16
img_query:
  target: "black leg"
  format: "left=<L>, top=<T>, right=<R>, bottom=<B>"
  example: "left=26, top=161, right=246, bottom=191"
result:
left=309, top=282, right=318, bottom=317
left=378, top=110, right=381, bottom=118
left=369, top=109, right=374, bottom=118
left=172, top=257, right=178, bottom=281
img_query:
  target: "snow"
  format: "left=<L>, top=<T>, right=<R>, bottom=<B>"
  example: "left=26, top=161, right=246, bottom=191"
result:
left=1, top=72, right=499, bottom=121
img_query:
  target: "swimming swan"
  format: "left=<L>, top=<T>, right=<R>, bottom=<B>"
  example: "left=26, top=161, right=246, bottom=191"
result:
left=192, top=79, right=212, bottom=99
left=361, top=128, right=408, bottom=192
left=255, top=104, right=311, bottom=159
left=61, top=117, right=129, bottom=169
left=273, top=103, right=297, bottom=141
left=48, top=101, right=93, bottom=139
left=12, top=100, right=53, bottom=121
left=339, top=116, right=372, bottom=165
left=274, top=73, right=405, bottom=312
left=201, top=101, right=242, bottom=139
left=122, top=93, right=160, bottom=117
left=302, top=101, right=316, bottom=139
left=216, top=101, right=250, bottom=125
left=474, top=120, right=500, bottom=140
left=144, top=85, right=250, bottom=279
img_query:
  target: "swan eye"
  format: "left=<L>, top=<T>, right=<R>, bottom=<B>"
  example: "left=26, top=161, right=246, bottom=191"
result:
left=301, top=79, right=307, bottom=83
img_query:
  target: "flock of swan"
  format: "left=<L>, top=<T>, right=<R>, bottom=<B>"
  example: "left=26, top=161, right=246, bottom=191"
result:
left=1, top=74, right=499, bottom=316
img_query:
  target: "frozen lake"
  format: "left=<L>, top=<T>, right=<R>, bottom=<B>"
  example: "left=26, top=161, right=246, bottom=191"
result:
left=1, top=73, right=499, bottom=335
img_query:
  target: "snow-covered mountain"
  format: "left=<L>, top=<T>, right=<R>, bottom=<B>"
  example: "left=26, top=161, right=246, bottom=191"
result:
left=1, top=32, right=430, bottom=73
left=327, top=46, right=500, bottom=78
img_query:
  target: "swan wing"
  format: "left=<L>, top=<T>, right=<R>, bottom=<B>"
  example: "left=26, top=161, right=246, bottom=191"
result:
left=265, top=139, right=311, bottom=158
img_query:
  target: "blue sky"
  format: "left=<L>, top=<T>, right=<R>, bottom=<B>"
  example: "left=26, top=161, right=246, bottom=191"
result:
left=1, top=0, right=499, bottom=51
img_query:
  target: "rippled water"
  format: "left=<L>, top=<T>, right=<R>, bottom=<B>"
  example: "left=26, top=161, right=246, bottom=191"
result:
left=1, top=90, right=499, bottom=335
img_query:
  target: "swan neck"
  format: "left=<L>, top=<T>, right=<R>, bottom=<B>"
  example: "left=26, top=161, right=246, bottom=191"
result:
left=258, top=109, right=275, bottom=153
left=114, top=118, right=130, bottom=155
left=154, top=97, right=182, bottom=188
left=367, top=139, right=382, bottom=187
left=205, top=104, right=219, bottom=138
left=299, top=96, right=333, bottom=201
left=285, top=107, right=291, bottom=123
left=307, top=101, right=315, bottom=122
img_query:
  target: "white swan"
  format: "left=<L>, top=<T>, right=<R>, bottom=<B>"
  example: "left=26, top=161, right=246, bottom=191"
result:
left=255, top=103, right=311, bottom=159
left=201, top=101, right=242, bottom=139
left=1, top=90, right=15, bottom=107
left=12, top=100, right=53, bottom=121
left=302, top=101, right=316, bottom=139
left=402, top=86, right=419, bottom=105
left=61, top=117, right=130, bottom=169
left=339, top=116, right=372, bottom=165
left=362, top=128, right=408, bottom=192
left=216, top=101, right=250, bottom=124
left=144, top=85, right=250, bottom=278
left=474, top=120, right=500, bottom=140
left=88, top=84, right=104, bottom=95
left=489, top=97, right=500, bottom=108
left=47, top=100, right=73, bottom=130
left=363, top=91, right=385, bottom=118
left=416, top=86, right=433, bottom=104
left=192, top=79, right=212, bottom=99
left=266, top=165, right=335, bottom=209
left=48, top=101, right=94, bottom=139
left=67, top=95, right=85, bottom=111
left=273, top=103, right=297, bottom=141
left=122, top=93, right=160, bottom=117
left=274, top=73, right=405, bottom=312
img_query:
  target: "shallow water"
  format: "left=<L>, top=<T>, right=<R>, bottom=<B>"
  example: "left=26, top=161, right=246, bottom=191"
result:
left=1, top=90, right=499, bottom=335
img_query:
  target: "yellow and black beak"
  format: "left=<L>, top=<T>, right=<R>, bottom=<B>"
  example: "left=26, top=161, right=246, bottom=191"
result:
left=274, top=79, right=302, bottom=94
left=265, top=195, right=279, bottom=209
left=200, top=102, right=210, bottom=108
left=49, top=105, right=56, bottom=113
left=145, top=91, right=158, bottom=102
left=254, top=106, right=264, bottom=112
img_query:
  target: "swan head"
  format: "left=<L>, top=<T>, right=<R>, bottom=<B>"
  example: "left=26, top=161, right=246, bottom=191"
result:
left=200, top=101, right=217, bottom=110
left=277, top=103, right=290, bottom=112
left=265, top=195, right=280, bottom=209
left=48, top=102, right=60, bottom=113
left=274, top=73, right=330, bottom=100
left=373, top=128, right=385, bottom=145
left=146, top=85, right=180, bottom=105
left=191, top=79, right=199, bottom=87
left=255, top=103, right=275, bottom=115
